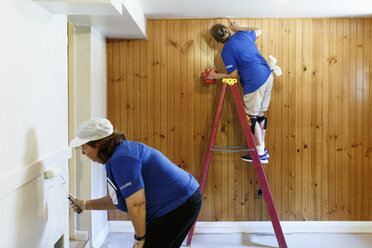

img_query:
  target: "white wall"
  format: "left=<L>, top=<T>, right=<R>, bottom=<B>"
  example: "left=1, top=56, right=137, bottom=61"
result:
left=0, top=0, right=69, bottom=247
left=71, top=26, right=108, bottom=248
left=90, top=27, right=109, bottom=248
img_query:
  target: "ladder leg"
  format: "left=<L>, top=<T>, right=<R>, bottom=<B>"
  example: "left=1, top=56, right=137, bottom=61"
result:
left=230, top=83, right=288, bottom=248
left=186, top=83, right=228, bottom=246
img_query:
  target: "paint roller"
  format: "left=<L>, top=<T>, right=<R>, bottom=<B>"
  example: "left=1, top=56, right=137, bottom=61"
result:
left=44, top=168, right=83, bottom=214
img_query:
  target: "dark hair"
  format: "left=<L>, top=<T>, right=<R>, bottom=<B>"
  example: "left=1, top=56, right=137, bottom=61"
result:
left=210, top=23, right=231, bottom=43
left=87, top=132, right=126, bottom=163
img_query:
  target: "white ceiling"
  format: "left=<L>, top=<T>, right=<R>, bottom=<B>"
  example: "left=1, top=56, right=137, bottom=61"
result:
left=34, top=0, right=372, bottom=38
left=138, top=0, right=372, bottom=19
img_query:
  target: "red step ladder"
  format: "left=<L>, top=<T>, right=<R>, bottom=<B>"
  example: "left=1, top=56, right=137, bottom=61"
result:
left=186, top=78, right=287, bottom=248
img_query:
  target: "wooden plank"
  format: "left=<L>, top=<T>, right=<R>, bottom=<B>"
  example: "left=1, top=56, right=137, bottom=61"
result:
left=349, top=19, right=357, bottom=220
left=166, top=20, right=175, bottom=163
left=118, top=41, right=127, bottom=136
left=314, top=19, right=323, bottom=221
left=309, top=19, right=316, bottom=221
left=309, top=20, right=321, bottom=220
left=328, top=18, right=337, bottom=221
left=173, top=20, right=182, bottom=168
left=355, top=19, right=364, bottom=220
left=180, top=20, right=189, bottom=170
left=113, top=41, right=121, bottom=132
left=187, top=20, right=196, bottom=181
left=281, top=18, right=290, bottom=221
left=140, top=37, right=148, bottom=144
left=309, top=18, right=323, bottom=221
left=294, top=18, right=303, bottom=221
left=133, top=40, right=141, bottom=142
left=126, top=41, right=134, bottom=140
left=341, top=19, right=352, bottom=221
left=192, top=19, right=202, bottom=181
left=335, top=19, right=344, bottom=220
left=153, top=21, right=161, bottom=151
left=302, top=18, right=311, bottom=221
left=288, top=18, right=296, bottom=221
left=362, top=18, right=371, bottom=220
left=146, top=21, right=155, bottom=148
left=321, top=18, right=330, bottom=221
left=160, top=20, right=168, bottom=155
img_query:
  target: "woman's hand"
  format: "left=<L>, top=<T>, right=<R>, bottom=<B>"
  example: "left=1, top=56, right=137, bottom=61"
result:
left=68, top=194, right=86, bottom=214
left=205, top=69, right=218, bottom=79
left=133, top=239, right=145, bottom=248
left=229, top=22, right=241, bottom=32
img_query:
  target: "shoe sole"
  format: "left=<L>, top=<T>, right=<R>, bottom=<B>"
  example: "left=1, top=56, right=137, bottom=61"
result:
left=241, top=158, right=269, bottom=164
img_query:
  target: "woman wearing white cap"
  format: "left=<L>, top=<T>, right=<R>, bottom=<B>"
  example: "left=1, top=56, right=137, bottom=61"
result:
left=69, top=118, right=201, bottom=248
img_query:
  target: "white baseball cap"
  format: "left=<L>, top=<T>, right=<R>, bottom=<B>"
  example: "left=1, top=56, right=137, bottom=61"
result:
left=70, top=118, right=114, bottom=147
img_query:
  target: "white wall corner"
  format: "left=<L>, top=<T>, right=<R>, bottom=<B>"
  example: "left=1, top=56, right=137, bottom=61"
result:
left=92, top=222, right=110, bottom=248
left=34, top=0, right=147, bottom=39
left=121, top=0, right=147, bottom=38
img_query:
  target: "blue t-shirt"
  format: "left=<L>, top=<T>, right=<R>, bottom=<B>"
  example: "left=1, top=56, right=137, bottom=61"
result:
left=222, top=31, right=271, bottom=94
left=105, top=141, right=199, bottom=223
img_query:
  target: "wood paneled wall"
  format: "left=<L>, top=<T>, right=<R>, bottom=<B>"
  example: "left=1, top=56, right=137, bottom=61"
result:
left=106, top=18, right=372, bottom=221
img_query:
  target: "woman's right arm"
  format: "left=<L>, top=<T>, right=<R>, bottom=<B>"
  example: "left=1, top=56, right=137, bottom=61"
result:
left=85, top=195, right=116, bottom=210
left=69, top=194, right=116, bottom=212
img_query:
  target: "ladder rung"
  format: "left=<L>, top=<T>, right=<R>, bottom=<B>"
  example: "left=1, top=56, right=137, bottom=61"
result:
left=210, top=146, right=255, bottom=153
left=213, top=145, right=249, bottom=149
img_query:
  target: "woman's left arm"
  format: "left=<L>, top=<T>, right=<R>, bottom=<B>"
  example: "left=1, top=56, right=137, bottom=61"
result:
left=229, top=22, right=262, bottom=37
left=126, top=188, right=147, bottom=240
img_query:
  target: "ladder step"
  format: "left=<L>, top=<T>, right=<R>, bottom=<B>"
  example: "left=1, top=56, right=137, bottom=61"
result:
left=210, top=146, right=255, bottom=152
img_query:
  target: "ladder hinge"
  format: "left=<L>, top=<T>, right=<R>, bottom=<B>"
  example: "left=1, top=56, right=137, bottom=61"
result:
left=222, top=78, right=237, bottom=86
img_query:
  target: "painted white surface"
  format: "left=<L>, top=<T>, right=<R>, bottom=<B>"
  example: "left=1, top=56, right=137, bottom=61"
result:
left=67, top=2, right=146, bottom=39
left=34, top=0, right=147, bottom=38
left=33, top=0, right=123, bottom=15
left=0, top=0, right=69, bottom=247
left=138, top=0, right=372, bottom=18
left=90, top=27, right=109, bottom=248
left=71, top=26, right=108, bottom=247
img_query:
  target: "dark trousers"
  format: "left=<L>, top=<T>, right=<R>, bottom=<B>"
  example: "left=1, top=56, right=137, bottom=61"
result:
left=143, top=189, right=202, bottom=248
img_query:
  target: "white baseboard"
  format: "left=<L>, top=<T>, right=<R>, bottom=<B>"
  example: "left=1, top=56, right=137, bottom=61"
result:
left=109, top=221, right=372, bottom=234
left=92, top=222, right=109, bottom=248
